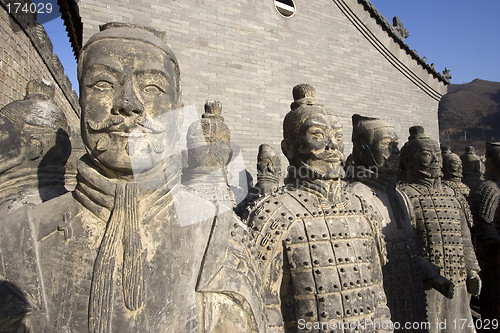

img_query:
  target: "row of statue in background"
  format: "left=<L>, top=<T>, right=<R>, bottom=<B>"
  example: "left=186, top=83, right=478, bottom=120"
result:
left=0, top=23, right=499, bottom=333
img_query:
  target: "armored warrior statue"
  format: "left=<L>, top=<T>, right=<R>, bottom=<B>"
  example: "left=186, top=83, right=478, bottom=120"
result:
left=441, top=146, right=470, bottom=199
left=183, top=100, right=235, bottom=208
left=398, top=126, right=481, bottom=333
left=348, top=115, right=452, bottom=331
left=0, top=79, right=71, bottom=213
left=461, top=145, right=484, bottom=195
left=470, top=141, right=500, bottom=324
left=0, top=23, right=235, bottom=332
left=199, top=84, right=393, bottom=332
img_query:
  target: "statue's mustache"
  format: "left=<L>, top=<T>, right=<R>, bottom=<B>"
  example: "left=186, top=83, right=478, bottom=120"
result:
left=87, top=115, right=167, bottom=134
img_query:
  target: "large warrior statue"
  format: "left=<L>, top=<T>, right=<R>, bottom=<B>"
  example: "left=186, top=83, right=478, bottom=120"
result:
left=199, top=84, right=393, bottom=332
left=471, top=141, right=500, bottom=324
left=0, top=23, right=233, bottom=332
left=397, top=126, right=481, bottom=332
left=348, top=115, right=453, bottom=331
left=0, top=79, right=71, bottom=213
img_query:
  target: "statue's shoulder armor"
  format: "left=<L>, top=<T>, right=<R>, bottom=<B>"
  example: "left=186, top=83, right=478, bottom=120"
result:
left=476, top=180, right=500, bottom=224
left=247, top=190, right=309, bottom=234
left=443, top=182, right=474, bottom=227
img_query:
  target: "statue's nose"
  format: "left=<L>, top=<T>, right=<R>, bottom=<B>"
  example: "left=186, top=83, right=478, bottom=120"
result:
left=112, top=82, right=143, bottom=116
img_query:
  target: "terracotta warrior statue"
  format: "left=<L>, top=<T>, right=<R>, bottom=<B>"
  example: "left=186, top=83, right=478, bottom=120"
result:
left=397, top=126, right=481, bottom=333
left=470, top=141, right=500, bottom=325
left=441, top=146, right=470, bottom=199
left=199, top=84, right=393, bottom=332
left=183, top=100, right=235, bottom=208
left=348, top=115, right=453, bottom=331
left=0, top=79, right=71, bottom=213
left=251, top=143, right=282, bottom=196
left=461, top=145, right=484, bottom=194
left=0, top=23, right=235, bottom=332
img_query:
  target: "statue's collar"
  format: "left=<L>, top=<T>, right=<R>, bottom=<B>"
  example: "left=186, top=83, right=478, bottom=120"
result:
left=402, top=174, right=442, bottom=191
left=74, top=155, right=180, bottom=221
left=348, top=165, right=397, bottom=190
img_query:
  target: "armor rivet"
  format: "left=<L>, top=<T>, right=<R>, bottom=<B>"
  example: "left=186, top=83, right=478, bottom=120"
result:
left=304, top=261, right=309, bottom=266
left=305, top=286, right=313, bottom=292
left=311, top=234, right=316, bottom=239
left=231, top=231, right=236, bottom=237
left=334, top=243, right=339, bottom=248
left=296, top=213, right=300, bottom=217
left=233, top=223, right=238, bottom=228
left=267, top=245, right=272, bottom=250
left=345, top=295, right=350, bottom=300
left=286, top=238, right=292, bottom=243
left=328, top=258, right=334, bottom=263
left=274, top=201, right=279, bottom=205
left=347, top=242, right=351, bottom=247
left=315, top=269, right=321, bottom=275
left=288, top=216, right=293, bottom=220
left=345, top=258, right=350, bottom=262
left=334, top=284, right=339, bottom=289
left=321, top=312, right=328, bottom=318
left=275, top=230, right=282, bottom=235
left=336, top=311, right=341, bottom=316
left=340, top=268, right=345, bottom=272
left=319, top=297, right=325, bottom=302
left=298, top=236, right=304, bottom=241
left=313, top=260, right=319, bottom=265
left=304, top=213, right=308, bottom=216
left=305, top=311, right=314, bottom=317
left=343, top=282, right=348, bottom=287
left=261, top=255, right=267, bottom=260
left=356, top=280, right=361, bottom=285
left=325, top=210, right=330, bottom=214
left=367, top=306, right=371, bottom=311
left=318, top=286, right=324, bottom=291
left=357, top=292, right=362, bottom=297
left=311, top=244, right=317, bottom=249
left=281, top=212, right=286, bottom=216
left=339, top=258, right=343, bottom=262
left=360, top=308, right=364, bottom=313
left=304, top=198, right=309, bottom=202
left=265, top=209, right=271, bottom=213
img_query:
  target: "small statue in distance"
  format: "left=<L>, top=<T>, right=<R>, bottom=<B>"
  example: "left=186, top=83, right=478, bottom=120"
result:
left=461, top=145, right=484, bottom=194
left=183, top=100, right=235, bottom=208
left=251, top=143, right=282, bottom=196
left=441, top=145, right=470, bottom=199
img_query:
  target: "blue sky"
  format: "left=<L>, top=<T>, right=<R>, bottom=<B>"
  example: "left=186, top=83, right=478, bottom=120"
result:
left=42, top=0, right=500, bottom=94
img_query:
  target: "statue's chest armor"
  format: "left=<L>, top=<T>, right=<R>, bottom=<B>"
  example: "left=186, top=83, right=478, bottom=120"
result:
left=284, top=211, right=379, bottom=321
left=403, top=185, right=467, bottom=284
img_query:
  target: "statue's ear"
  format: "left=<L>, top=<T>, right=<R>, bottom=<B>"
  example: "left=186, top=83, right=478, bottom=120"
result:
left=27, top=135, right=44, bottom=160
left=281, top=139, right=293, bottom=161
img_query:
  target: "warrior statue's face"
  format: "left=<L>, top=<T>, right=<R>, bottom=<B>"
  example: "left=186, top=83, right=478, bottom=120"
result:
left=0, top=115, right=24, bottom=174
left=443, top=154, right=463, bottom=179
left=366, top=127, right=400, bottom=176
left=413, top=140, right=442, bottom=179
left=80, top=39, right=181, bottom=175
left=296, top=112, right=344, bottom=180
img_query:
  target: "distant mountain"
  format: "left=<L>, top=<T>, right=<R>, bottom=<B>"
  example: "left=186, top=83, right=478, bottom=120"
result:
left=439, top=79, right=500, bottom=156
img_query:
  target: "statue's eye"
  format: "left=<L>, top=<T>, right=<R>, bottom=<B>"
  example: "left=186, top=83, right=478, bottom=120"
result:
left=144, top=85, right=165, bottom=94
left=91, top=81, right=114, bottom=90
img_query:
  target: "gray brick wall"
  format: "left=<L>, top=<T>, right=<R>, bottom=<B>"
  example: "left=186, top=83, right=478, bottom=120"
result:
left=77, top=0, right=447, bottom=178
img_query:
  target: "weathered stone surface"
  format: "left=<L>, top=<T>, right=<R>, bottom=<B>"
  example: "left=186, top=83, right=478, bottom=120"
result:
left=398, top=126, right=481, bottom=333
left=0, top=79, right=71, bottom=213
left=348, top=114, right=446, bottom=331
left=200, top=85, right=393, bottom=332
left=470, top=142, right=500, bottom=325
left=0, top=23, right=240, bottom=332
left=182, top=100, right=235, bottom=208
